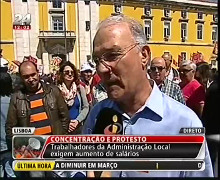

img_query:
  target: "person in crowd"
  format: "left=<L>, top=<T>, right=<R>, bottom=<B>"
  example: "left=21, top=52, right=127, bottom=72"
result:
left=162, top=52, right=180, bottom=83
left=0, top=66, right=15, bottom=178
left=80, top=63, right=101, bottom=106
left=149, top=57, right=185, bottom=104
left=208, top=68, right=217, bottom=87
left=0, top=70, right=12, bottom=152
left=195, top=62, right=210, bottom=90
left=6, top=60, right=70, bottom=177
left=6, top=61, right=70, bottom=149
left=58, top=61, right=89, bottom=134
left=202, top=69, right=219, bottom=177
left=179, top=60, right=205, bottom=118
left=82, top=15, right=213, bottom=177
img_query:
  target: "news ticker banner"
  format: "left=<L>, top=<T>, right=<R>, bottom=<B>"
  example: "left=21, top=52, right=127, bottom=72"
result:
left=13, top=160, right=205, bottom=171
left=12, top=135, right=205, bottom=160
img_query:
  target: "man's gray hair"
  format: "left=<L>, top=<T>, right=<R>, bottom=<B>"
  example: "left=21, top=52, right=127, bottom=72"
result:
left=96, top=14, right=147, bottom=47
left=180, top=60, right=197, bottom=71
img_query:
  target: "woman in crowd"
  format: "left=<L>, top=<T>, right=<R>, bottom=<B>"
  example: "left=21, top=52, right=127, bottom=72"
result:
left=179, top=60, right=205, bottom=118
left=195, top=62, right=210, bottom=90
left=58, top=61, right=89, bottom=134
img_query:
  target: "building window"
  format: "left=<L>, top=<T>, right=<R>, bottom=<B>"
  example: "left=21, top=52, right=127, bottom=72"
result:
left=22, top=0, right=27, bottom=2
left=164, top=21, right=171, bottom=38
left=52, top=0, right=62, bottom=8
left=164, top=9, right=171, bottom=17
left=52, top=16, right=63, bottom=31
left=197, top=24, right=203, bottom=40
left=114, top=4, right=122, bottom=13
left=181, top=23, right=187, bottom=41
left=144, top=6, right=151, bottom=16
left=181, top=10, right=187, bottom=19
left=144, top=20, right=151, bottom=39
left=85, top=0, right=90, bottom=5
left=212, top=26, right=218, bottom=41
left=86, top=21, right=90, bottom=31
left=213, top=14, right=218, bottom=22
left=181, top=52, right=187, bottom=61
left=198, top=12, right=203, bottom=19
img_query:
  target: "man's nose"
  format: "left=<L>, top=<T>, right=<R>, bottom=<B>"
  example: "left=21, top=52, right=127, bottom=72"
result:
left=97, top=61, right=112, bottom=74
left=28, top=76, right=34, bottom=82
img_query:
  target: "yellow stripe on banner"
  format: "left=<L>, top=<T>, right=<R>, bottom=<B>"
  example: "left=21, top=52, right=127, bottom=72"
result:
left=14, top=161, right=55, bottom=171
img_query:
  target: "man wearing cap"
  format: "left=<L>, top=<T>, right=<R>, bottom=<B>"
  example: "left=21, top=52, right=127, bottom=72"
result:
left=80, top=63, right=101, bottom=106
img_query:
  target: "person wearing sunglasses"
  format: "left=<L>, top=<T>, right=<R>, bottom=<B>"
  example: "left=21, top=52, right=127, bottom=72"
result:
left=179, top=61, right=206, bottom=118
left=149, top=57, right=185, bottom=104
left=82, top=15, right=213, bottom=178
left=58, top=61, right=89, bottom=134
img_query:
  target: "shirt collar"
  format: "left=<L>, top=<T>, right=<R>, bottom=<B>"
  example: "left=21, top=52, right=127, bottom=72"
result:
left=144, top=80, right=164, bottom=119
left=113, top=80, right=164, bottom=120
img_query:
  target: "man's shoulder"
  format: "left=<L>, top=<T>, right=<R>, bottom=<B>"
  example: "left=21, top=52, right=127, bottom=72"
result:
left=166, top=79, right=181, bottom=89
left=43, top=83, right=61, bottom=95
left=162, top=93, right=201, bottom=126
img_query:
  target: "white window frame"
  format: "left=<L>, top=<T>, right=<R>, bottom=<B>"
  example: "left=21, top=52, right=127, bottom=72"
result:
left=164, top=9, right=171, bottom=17
left=144, top=20, right=152, bottom=38
left=212, top=26, right=218, bottom=41
left=144, top=6, right=152, bottom=16
left=181, top=52, right=187, bottom=61
left=114, top=4, right=122, bottom=13
left=164, top=21, right=171, bottom=38
left=181, top=23, right=187, bottom=40
left=197, top=23, right=203, bottom=40
left=51, top=15, right=64, bottom=31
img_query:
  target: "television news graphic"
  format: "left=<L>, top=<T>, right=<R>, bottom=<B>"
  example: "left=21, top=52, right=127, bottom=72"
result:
left=13, top=136, right=46, bottom=159
left=12, top=135, right=205, bottom=171
left=13, top=13, right=31, bottom=30
left=12, top=127, right=35, bottom=135
left=93, top=108, right=123, bottom=134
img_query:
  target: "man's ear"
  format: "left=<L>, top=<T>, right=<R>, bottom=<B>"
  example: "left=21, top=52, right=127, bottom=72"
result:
left=141, top=45, right=151, bottom=67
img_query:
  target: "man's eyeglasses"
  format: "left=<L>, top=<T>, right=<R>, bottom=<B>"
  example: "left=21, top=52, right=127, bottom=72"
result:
left=63, top=70, right=74, bottom=76
left=150, top=66, right=166, bottom=72
left=178, top=69, right=193, bottom=74
left=93, top=43, right=139, bottom=68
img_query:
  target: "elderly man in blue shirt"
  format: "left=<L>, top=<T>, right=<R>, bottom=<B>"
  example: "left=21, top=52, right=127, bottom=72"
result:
left=82, top=15, right=213, bottom=177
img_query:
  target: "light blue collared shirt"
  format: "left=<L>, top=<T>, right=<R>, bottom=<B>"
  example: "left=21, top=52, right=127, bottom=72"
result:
left=82, top=81, right=213, bottom=177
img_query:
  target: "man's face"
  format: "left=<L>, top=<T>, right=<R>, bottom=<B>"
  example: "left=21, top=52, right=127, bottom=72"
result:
left=162, top=54, right=172, bottom=69
left=93, top=23, right=149, bottom=101
left=81, top=70, right=92, bottom=83
left=149, top=58, right=167, bottom=85
left=20, top=62, right=40, bottom=92
left=179, top=65, right=194, bottom=83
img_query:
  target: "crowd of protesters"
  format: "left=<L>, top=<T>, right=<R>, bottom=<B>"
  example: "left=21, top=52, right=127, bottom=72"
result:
left=0, top=15, right=219, bottom=178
